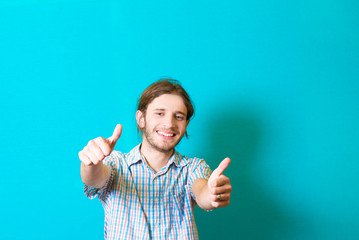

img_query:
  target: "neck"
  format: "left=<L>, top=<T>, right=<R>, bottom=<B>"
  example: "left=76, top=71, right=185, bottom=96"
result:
left=140, top=141, right=174, bottom=173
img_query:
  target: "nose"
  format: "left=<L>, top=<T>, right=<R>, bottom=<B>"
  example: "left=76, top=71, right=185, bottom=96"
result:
left=163, top=114, right=176, bottom=128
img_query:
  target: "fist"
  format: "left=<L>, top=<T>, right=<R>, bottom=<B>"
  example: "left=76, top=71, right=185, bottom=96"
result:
left=207, top=157, right=232, bottom=208
left=79, top=124, right=122, bottom=166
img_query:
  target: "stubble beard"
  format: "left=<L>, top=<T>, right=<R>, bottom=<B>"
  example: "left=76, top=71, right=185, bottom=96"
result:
left=142, top=126, right=183, bottom=154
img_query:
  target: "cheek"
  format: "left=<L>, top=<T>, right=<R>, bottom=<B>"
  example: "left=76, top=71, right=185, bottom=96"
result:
left=179, top=123, right=188, bottom=132
left=144, top=118, right=158, bottom=130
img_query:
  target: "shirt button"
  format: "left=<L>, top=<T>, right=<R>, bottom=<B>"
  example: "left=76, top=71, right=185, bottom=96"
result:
left=154, top=198, right=159, bottom=203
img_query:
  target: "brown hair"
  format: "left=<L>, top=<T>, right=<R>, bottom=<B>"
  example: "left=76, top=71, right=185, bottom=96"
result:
left=137, top=79, right=194, bottom=136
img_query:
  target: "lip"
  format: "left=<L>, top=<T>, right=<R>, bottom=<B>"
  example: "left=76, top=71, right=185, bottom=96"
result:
left=156, top=130, right=177, bottom=139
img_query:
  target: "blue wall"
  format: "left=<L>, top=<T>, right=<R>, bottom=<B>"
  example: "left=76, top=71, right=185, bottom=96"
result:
left=1, top=1, right=358, bottom=239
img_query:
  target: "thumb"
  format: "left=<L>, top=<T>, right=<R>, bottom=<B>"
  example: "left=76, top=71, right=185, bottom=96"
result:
left=108, top=124, right=122, bottom=145
left=212, top=157, right=231, bottom=177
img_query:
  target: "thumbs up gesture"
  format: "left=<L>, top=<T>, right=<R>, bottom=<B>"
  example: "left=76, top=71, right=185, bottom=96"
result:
left=79, top=124, right=122, bottom=166
left=207, top=157, right=232, bottom=208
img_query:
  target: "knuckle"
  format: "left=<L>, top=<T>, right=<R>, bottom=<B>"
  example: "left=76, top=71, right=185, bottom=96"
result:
left=79, top=151, right=87, bottom=161
left=83, top=146, right=91, bottom=154
left=83, top=160, right=91, bottom=166
left=80, top=156, right=90, bottom=165
left=213, top=202, right=220, bottom=208
left=99, top=154, right=106, bottom=161
left=103, top=147, right=111, bottom=156
left=88, top=139, right=98, bottom=147
left=95, top=137, right=106, bottom=144
left=210, top=195, right=217, bottom=201
left=87, top=140, right=94, bottom=147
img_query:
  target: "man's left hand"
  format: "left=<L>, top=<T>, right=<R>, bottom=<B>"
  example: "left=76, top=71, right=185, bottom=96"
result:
left=207, top=157, right=232, bottom=208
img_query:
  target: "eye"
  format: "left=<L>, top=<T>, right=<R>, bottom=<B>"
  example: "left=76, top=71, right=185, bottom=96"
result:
left=176, top=115, right=185, bottom=120
left=156, top=112, right=164, bottom=116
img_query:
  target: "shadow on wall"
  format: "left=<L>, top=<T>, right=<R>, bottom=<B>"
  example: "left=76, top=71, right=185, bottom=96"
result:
left=195, top=107, right=296, bottom=240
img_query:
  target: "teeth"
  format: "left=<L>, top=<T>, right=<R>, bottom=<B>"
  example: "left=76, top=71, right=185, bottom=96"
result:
left=158, top=131, right=174, bottom=137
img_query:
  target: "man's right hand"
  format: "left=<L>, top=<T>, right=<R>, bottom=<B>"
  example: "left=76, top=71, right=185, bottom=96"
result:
left=79, top=124, right=122, bottom=166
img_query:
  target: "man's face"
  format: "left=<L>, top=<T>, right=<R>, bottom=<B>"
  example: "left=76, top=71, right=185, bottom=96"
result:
left=137, top=94, right=189, bottom=153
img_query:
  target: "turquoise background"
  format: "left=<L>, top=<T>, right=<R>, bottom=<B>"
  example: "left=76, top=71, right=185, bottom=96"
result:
left=1, top=0, right=358, bottom=239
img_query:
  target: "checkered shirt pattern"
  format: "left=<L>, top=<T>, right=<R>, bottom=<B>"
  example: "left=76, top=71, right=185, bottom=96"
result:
left=84, top=144, right=211, bottom=240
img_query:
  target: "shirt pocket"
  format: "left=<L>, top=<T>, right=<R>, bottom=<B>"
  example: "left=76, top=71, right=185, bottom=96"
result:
left=169, top=187, right=186, bottom=223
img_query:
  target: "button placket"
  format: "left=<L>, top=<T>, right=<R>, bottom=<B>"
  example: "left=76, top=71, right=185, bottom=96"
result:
left=153, top=175, right=160, bottom=236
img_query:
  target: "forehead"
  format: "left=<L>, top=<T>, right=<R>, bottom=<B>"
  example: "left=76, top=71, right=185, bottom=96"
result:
left=147, top=94, right=187, bottom=113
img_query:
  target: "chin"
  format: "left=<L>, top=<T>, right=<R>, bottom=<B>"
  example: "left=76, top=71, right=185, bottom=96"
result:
left=157, top=142, right=177, bottom=152
left=152, top=140, right=179, bottom=153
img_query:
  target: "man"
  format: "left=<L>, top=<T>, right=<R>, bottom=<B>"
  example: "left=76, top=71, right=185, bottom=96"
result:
left=79, top=79, right=232, bottom=239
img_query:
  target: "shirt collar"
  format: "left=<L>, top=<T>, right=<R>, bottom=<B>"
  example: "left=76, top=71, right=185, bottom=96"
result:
left=127, top=144, right=188, bottom=168
left=172, top=150, right=188, bottom=167
left=126, top=144, right=143, bottom=166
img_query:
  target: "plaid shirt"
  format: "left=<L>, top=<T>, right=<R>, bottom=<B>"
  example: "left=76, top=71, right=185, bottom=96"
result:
left=84, top=144, right=212, bottom=240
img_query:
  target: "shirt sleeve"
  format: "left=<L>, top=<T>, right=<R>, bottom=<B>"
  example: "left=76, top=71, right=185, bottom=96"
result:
left=84, top=153, right=118, bottom=202
left=188, top=158, right=212, bottom=200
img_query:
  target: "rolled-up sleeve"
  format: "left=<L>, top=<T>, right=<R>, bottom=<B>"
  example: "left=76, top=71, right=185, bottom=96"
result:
left=188, top=158, right=212, bottom=200
left=84, top=154, right=117, bottom=202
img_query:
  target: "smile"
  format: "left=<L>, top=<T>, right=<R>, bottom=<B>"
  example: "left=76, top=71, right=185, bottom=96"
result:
left=157, top=130, right=176, bottom=137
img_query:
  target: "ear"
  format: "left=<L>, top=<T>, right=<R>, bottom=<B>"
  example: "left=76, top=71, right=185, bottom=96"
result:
left=136, top=110, right=145, bottom=128
left=184, top=120, right=190, bottom=137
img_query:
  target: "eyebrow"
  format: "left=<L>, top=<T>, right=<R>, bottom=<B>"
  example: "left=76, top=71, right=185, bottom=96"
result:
left=176, top=111, right=187, bottom=116
left=154, top=108, right=187, bottom=116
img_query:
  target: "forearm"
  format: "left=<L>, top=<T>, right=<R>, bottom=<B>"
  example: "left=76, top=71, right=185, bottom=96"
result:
left=80, top=162, right=110, bottom=188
